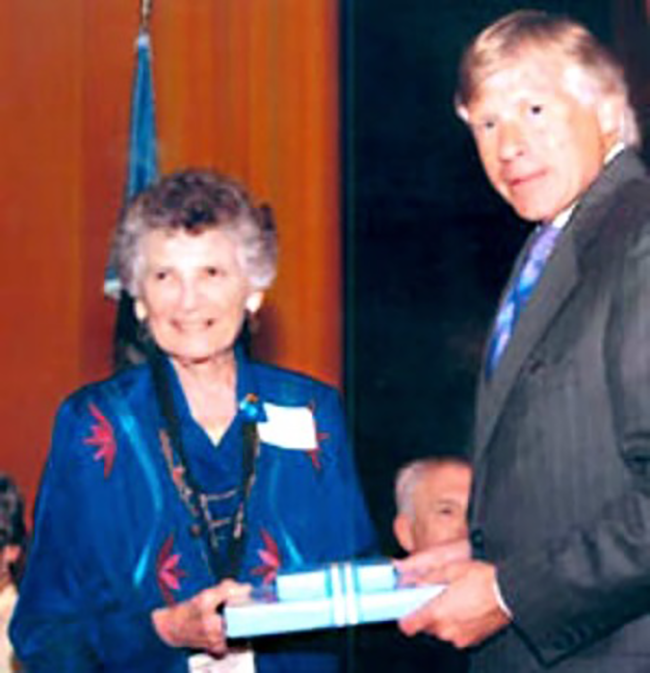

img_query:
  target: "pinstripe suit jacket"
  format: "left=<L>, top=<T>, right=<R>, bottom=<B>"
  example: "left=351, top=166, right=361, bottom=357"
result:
left=469, top=150, right=650, bottom=672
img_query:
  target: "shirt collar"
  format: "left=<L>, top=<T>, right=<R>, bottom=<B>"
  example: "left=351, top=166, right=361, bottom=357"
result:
left=605, top=141, right=625, bottom=164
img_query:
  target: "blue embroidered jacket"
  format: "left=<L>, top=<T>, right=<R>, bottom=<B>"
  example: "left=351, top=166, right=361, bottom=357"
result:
left=11, top=351, right=376, bottom=672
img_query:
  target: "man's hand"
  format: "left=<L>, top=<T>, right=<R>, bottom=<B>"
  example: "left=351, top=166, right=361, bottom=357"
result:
left=398, top=560, right=511, bottom=648
left=394, top=537, right=472, bottom=584
left=152, top=579, right=251, bottom=655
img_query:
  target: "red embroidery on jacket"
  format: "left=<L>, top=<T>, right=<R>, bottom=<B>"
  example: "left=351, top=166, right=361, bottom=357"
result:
left=306, top=400, right=328, bottom=471
left=251, top=529, right=282, bottom=584
left=307, top=447, right=323, bottom=470
left=156, top=534, right=187, bottom=605
left=83, top=403, right=117, bottom=478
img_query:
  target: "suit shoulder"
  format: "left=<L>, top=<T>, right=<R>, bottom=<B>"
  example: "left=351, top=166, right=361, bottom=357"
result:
left=616, top=176, right=650, bottom=246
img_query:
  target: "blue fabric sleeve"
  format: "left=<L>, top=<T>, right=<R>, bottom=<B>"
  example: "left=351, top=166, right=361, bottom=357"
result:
left=10, top=394, right=184, bottom=672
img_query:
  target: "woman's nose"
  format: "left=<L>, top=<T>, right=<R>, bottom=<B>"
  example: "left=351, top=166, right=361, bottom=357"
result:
left=179, top=279, right=199, bottom=308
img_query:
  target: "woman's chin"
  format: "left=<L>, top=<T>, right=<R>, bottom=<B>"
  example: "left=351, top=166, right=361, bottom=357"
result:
left=167, top=347, right=235, bottom=368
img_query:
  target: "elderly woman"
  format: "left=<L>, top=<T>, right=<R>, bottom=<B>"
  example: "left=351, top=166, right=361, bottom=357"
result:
left=11, top=170, right=376, bottom=672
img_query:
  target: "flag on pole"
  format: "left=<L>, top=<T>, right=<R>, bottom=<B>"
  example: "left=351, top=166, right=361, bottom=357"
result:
left=126, top=30, right=159, bottom=199
left=106, top=6, right=159, bottom=368
left=104, top=26, right=159, bottom=299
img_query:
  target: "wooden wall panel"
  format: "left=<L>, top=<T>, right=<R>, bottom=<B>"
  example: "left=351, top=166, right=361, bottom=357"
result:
left=0, top=0, right=86, bottom=507
left=0, top=0, right=341, bottom=512
left=80, top=1, right=135, bottom=376
left=152, top=0, right=342, bottom=384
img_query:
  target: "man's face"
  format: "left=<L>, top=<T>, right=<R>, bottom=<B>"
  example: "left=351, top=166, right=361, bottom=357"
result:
left=408, top=463, right=471, bottom=550
left=464, top=52, right=615, bottom=222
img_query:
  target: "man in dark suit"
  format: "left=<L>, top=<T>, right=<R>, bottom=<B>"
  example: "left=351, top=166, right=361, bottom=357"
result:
left=397, top=9, right=650, bottom=672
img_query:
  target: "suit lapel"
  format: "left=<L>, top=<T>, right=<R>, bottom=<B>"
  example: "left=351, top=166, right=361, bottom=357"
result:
left=475, top=227, right=578, bottom=456
left=474, top=149, right=647, bottom=462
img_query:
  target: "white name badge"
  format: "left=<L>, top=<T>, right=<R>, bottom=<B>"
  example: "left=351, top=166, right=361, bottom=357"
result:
left=257, top=403, right=318, bottom=450
left=188, top=648, right=255, bottom=673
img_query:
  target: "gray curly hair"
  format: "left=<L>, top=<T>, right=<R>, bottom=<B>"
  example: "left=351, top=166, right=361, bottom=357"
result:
left=112, top=169, right=278, bottom=297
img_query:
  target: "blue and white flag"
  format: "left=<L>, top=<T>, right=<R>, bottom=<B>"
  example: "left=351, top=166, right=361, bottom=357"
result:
left=104, top=29, right=159, bottom=299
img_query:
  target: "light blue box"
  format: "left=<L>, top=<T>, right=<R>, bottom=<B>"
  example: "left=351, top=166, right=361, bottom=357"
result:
left=225, top=559, right=445, bottom=639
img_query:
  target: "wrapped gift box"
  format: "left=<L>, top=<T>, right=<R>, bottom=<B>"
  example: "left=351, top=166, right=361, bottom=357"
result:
left=225, top=558, right=445, bottom=639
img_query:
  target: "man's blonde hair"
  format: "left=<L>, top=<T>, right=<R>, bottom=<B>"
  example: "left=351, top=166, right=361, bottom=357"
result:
left=455, top=10, right=640, bottom=147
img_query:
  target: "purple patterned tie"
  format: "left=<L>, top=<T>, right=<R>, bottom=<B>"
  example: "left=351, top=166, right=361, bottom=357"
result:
left=486, top=225, right=561, bottom=377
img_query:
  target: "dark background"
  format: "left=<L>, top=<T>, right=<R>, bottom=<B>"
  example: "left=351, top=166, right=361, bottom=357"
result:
left=341, top=0, right=621, bottom=553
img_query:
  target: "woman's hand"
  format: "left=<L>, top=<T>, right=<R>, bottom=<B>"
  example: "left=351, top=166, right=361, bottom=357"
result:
left=151, top=579, right=251, bottom=655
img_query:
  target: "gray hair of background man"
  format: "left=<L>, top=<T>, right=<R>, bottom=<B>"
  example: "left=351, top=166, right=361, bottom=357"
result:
left=454, top=9, right=641, bottom=148
left=395, top=456, right=471, bottom=519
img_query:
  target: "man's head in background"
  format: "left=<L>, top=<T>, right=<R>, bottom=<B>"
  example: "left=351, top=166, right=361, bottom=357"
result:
left=393, top=457, right=471, bottom=553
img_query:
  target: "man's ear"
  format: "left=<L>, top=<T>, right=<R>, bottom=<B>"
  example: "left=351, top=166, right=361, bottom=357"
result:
left=393, top=514, right=415, bottom=553
left=246, top=290, right=265, bottom=315
left=596, top=94, right=625, bottom=140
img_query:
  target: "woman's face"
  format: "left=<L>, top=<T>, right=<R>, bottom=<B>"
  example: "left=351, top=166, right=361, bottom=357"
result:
left=135, top=227, right=263, bottom=366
